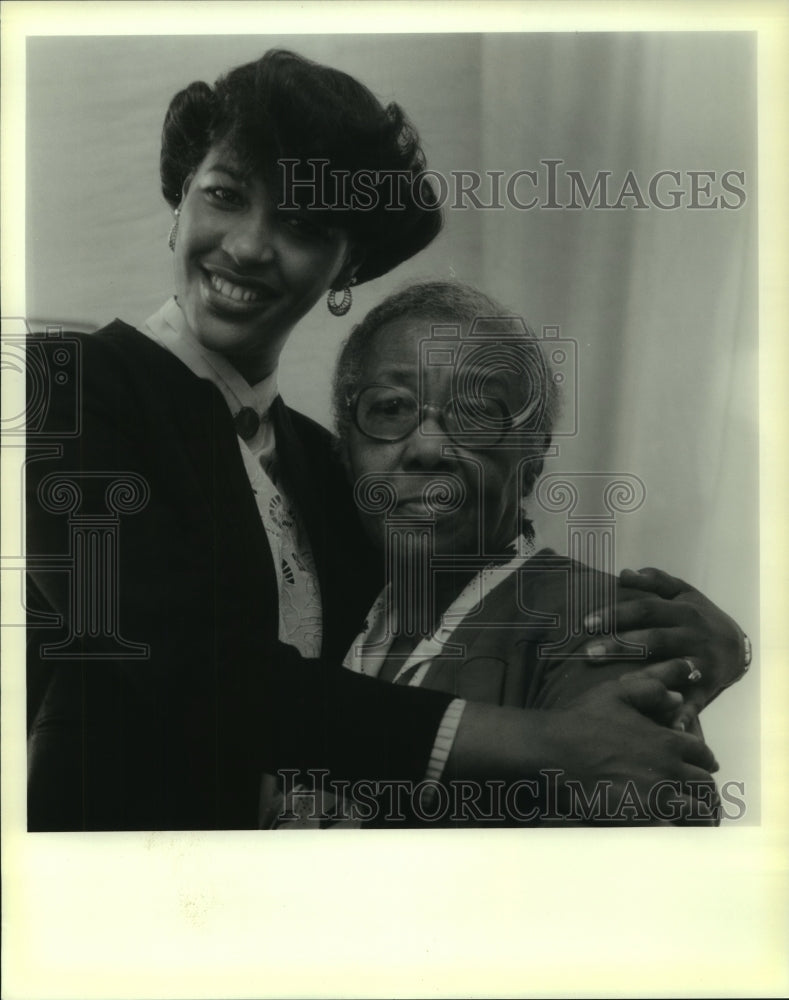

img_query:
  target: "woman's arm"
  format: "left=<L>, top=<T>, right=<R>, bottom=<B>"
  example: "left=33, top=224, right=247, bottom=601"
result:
left=25, top=329, right=452, bottom=830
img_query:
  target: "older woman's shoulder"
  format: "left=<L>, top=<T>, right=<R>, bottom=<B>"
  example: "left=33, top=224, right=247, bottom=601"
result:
left=520, top=547, right=623, bottom=610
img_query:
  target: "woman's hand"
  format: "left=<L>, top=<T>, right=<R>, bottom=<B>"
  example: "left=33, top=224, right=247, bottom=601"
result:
left=580, top=566, right=750, bottom=731
left=447, top=673, right=720, bottom=825
left=545, top=670, right=720, bottom=824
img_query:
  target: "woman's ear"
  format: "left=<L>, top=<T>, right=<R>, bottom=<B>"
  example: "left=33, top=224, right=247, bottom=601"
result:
left=333, top=246, right=364, bottom=291
left=180, top=172, right=195, bottom=203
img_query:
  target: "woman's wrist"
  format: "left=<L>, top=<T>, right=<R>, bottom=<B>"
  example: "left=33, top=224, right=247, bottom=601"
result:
left=444, top=701, right=551, bottom=783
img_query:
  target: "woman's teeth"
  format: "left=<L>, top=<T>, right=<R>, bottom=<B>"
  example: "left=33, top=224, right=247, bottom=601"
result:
left=209, top=273, right=263, bottom=303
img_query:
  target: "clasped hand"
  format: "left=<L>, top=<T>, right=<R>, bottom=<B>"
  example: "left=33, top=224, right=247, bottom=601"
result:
left=549, top=661, right=720, bottom=825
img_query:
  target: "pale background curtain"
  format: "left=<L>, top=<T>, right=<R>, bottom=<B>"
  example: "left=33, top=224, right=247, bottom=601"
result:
left=26, top=33, right=758, bottom=813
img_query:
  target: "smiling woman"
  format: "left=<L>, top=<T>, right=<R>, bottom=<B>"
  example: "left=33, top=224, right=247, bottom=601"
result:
left=158, top=51, right=440, bottom=380
left=25, top=48, right=455, bottom=831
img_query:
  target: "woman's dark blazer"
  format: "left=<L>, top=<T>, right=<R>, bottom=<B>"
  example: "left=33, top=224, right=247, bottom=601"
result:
left=25, top=322, right=451, bottom=831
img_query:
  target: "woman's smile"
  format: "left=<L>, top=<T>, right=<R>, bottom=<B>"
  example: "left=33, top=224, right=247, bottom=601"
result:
left=200, top=265, right=278, bottom=313
left=207, top=272, right=265, bottom=304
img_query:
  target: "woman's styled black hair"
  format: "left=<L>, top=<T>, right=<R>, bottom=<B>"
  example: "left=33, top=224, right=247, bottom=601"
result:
left=160, top=49, right=443, bottom=285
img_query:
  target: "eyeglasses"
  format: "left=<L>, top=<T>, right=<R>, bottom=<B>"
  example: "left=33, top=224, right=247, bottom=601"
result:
left=350, top=384, right=513, bottom=446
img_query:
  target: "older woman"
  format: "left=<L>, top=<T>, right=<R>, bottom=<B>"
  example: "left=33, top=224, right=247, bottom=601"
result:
left=27, top=51, right=734, bottom=831
left=328, top=281, right=747, bottom=825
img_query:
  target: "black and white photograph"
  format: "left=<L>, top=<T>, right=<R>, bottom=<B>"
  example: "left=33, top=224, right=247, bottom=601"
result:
left=2, top=2, right=787, bottom=997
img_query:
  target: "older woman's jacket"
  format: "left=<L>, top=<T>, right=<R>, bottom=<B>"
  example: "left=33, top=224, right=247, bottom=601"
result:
left=25, top=322, right=451, bottom=830
left=409, top=551, right=650, bottom=708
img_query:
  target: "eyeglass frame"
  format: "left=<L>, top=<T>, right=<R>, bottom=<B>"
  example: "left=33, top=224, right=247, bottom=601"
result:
left=348, top=382, right=518, bottom=447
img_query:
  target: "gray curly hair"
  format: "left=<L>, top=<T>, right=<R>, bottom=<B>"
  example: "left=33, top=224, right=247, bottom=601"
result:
left=332, top=279, right=561, bottom=501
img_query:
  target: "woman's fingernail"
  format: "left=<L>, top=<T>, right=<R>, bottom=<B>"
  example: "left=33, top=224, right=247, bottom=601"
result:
left=673, top=720, right=686, bottom=732
left=584, top=614, right=602, bottom=631
left=667, top=690, right=684, bottom=705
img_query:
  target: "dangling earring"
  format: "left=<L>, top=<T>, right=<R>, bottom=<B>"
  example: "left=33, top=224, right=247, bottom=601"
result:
left=327, top=277, right=356, bottom=317
left=168, top=208, right=180, bottom=252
